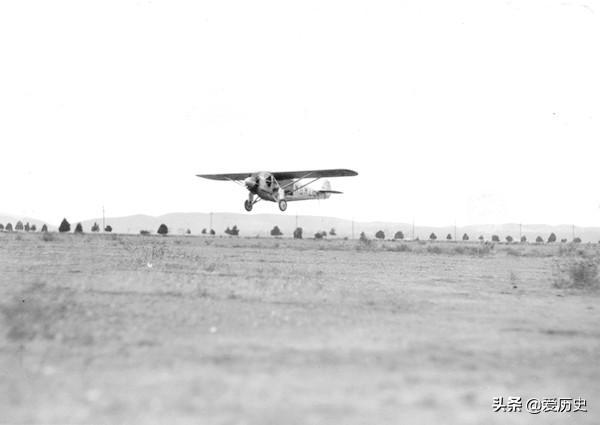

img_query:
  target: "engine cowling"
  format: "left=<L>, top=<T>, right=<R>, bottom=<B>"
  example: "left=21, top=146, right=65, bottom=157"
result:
left=244, top=174, right=260, bottom=193
left=245, top=172, right=279, bottom=199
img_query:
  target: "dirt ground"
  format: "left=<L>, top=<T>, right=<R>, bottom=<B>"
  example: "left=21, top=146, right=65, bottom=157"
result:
left=0, top=233, right=598, bottom=424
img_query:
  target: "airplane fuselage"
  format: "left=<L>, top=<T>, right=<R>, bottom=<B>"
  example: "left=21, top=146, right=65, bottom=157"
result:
left=246, top=172, right=330, bottom=203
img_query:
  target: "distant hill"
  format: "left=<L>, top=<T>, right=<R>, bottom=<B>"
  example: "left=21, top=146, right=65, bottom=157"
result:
left=2, top=211, right=598, bottom=242
left=76, top=212, right=600, bottom=242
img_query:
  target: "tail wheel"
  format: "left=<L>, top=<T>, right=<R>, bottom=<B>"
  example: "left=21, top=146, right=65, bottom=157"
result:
left=278, top=200, right=287, bottom=212
left=244, top=200, right=253, bottom=212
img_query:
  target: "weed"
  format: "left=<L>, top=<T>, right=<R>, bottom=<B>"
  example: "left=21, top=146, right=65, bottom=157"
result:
left=510, top=271, right=519, bottom=288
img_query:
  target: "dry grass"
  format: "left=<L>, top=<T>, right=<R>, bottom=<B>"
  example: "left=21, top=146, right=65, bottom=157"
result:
left=0, top=232, right=599, bottom=425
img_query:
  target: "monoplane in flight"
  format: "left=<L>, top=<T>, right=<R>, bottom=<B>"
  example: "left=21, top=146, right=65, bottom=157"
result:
left=197, top=169, right=358, bottom=212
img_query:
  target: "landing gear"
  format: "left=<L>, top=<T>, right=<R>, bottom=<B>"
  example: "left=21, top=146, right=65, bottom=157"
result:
left=278, top=200, right=287, bottom=212
left=244, top=193, right=255, bottom=212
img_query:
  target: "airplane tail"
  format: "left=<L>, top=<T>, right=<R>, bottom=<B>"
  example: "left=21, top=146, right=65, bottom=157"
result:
left=318, top=180, right=342, bottom=198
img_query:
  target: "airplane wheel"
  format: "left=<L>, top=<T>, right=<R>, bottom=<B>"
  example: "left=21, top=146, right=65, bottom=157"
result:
left=278, top=200, right=287, bottom=212
left=244, top=200, right=253, bottom=212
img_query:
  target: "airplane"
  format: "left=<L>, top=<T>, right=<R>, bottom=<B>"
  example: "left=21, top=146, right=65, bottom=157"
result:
left=196, top=169, right=358, bottom=212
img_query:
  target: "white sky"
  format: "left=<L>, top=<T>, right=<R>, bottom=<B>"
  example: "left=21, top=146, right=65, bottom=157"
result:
left=1, top=0, right=598, bottom=226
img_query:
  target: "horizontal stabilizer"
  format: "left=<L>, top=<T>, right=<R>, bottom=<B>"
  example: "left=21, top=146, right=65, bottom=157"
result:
left=318, top=190, right=343, bottom=194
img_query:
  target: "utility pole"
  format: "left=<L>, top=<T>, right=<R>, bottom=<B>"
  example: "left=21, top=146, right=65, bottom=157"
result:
left=519, top=223, right=522, bottom=240
left=454, top=219, right=457, bottom=242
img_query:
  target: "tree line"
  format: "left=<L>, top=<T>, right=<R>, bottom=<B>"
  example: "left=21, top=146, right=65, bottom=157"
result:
left=0, top=219, right=585, bottom=243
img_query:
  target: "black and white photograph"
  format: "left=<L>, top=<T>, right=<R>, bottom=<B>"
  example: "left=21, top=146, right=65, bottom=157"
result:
left=0, top=1, right=598, bottom=424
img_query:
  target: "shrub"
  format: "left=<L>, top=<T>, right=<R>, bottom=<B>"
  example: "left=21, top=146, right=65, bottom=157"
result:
left=270, top=226, right=283, bottom=237
left=375, top=230, right=385, bottom=240
left=104, top=225, right=112, bottom=232
left=293, top=227, right=303, bottom=239
left=446, top=233, right=452, bottom=240
left=554, top=257, right=600, bottom=290
left=462, top=233, right=469, bottom=241
left=491, top=235, right=500, bottom=242
left=329, top=228, right=336, bottom=236
left=314, top=232, right=324, bottom=239
left=30, top=224, right=37, bottom=232
left=427, top=245, right=442, bottom=254
left=74, top=223, right=83, bottom=233
left=505, top=235, right=513, bottom=243
left=357, top=232, right=372, bottom=248
left=394, top=231, right=404, bottom=240
left=387, top=243, right=411, bottom=252
left=140, top=230, right=150, bottom=235
left=223, top=225, right=239, bottom=236
left=201, top=228, right=207, bottom=234
left=548, top=232, right=557, bottom=243
left=520, top=236, right=527, bottom=243
left=561, top=238, right=567, bottom=243
left=24, top=222, right=30, bottom=232
left=573, top=237, right=582, bottom=243
left=209, top=229, right=215, bottom=236
left=41, top=224, right=48, bottom=232
left=478, top=235, right=484, bottom=241
left=157, top=224, right=168, bottom=235
left=535, top=236, right=544, bottom=243
left=59, top=218, right=70, bottom=233
left=91, top=222, right=100, bottom=232
left=224, top=226, right=240, bottom=236
left=429, top=233, right=437, bottom=241
left=453, top=246, right=465, bottom=254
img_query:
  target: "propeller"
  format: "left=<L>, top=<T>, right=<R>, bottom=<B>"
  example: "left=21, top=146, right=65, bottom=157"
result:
left=244, top=175, right=259, bottom=192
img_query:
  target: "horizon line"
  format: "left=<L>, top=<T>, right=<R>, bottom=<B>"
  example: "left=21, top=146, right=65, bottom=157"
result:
left=1, top=211, right=598, bottom=229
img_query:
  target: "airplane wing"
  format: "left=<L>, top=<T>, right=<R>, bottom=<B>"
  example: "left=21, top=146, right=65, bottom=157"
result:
left=272, top=169, right=358, bottom=180
left=196, top=173, right=252, bottom=181
left=197, top=169, right=358, bottom=181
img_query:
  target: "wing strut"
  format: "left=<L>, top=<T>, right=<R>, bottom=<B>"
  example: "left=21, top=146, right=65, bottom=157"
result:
left=278, top=171, right=317, bottom=192
left=290, top=177, right=321, bottom=192
left=225, top=177, right=246, bottom=188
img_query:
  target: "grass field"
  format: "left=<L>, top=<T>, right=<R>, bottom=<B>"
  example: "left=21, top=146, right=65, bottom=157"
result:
left=1, top=232, right=599, bottom=424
